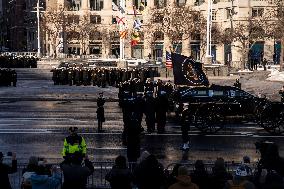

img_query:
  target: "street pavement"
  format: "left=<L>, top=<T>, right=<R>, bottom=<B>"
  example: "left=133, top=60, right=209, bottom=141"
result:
left=0, top=68, right=284, bottom=166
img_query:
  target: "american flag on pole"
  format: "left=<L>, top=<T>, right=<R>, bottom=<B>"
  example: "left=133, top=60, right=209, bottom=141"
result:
left=166, top=51, right=173, bottom=69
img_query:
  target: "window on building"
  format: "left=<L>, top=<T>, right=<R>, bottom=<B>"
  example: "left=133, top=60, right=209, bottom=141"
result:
left=90, top=15, right=101, bottom=24
left=133, top=0, right=147, bottom=9
left=67, top=15, right=80, bottom=24
left=213, top=0, right=220, bottom=4
left=153, top=14, right=163, bottom=23
left=194, top=0, right=205, bottom=6
left=212, top=10, right=217, bottom=21
left=154, top=0, right=167, bottom=9
left=66, top=0, right=81, bottom=11
left=252, top=8, right=264, bottom=17
left=226, top=8, right=231, bottom=19
left=154, top=31, right=164, bottom=40
left=176, top=0, right=186, bottom=6
left=90, top=0, right=104, bottom=11
left=90, top=31, right=102, bottom=40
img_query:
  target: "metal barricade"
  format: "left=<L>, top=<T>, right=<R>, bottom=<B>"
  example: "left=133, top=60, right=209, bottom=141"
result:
left=9, top=160, right=256, bottom=189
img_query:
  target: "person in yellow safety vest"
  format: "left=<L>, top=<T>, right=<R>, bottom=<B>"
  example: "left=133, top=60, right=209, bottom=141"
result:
left=62, top=127, right=87, bottom=161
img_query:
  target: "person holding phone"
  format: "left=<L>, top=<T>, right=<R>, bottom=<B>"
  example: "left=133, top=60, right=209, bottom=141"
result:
left=0, top=151, right=17, bottom=189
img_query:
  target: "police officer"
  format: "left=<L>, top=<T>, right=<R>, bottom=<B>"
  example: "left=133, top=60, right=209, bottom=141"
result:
left=126, top=113, right=142, bottom=162
left=97, top=92, right=105, bottom=107
left=144, top=91, right=156, bottom=133
left=233, top=79, right=241, bottom=89
left=62, top=127, right=87, bottom=162
left=155, top=91, right=168, bottom=133
left=279, top=85, right=284, bottom=103
left=96, top=105, right=105, bottom=133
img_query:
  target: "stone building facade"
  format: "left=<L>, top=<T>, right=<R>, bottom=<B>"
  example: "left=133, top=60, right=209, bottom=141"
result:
left=6, top=0, right=277, bottom=67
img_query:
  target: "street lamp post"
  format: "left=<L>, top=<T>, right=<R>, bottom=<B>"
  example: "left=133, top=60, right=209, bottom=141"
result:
left=32, top=0, right=43, bottom=57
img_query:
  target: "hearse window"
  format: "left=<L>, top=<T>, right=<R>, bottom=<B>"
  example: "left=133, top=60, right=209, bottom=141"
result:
left=213, top=90, right=224, bottom=96
left=197, top=90, right=207, bottom=96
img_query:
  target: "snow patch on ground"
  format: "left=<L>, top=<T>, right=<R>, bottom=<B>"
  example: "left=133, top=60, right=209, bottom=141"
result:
left=267, top=69, right=284, bottom=82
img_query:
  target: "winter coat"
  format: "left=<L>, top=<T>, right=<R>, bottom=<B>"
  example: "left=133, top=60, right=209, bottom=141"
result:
left=168, top=175, right=199, bottom=189
left=61, top=159, right=94, bottom=189
left=133, top=156, right=166, bottom=189
left=223, top=178, right=255, bottom=189
left=0, top=160, right=17, bottom=189
left=105, top=166, right=133, bottom=189
left=29, top=172, right=61, bottom=189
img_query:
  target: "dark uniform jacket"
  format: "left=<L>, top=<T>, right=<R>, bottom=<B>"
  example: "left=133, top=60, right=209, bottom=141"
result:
left=0, top=160, right=17, bottom=189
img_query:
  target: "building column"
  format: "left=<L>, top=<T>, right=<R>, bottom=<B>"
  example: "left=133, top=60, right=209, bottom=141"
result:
left=163, top=34, right=172, bottom=59
left=264, top=39, right=274, bottom=61
left=102, top=30, right=111, bottom=58
left=148, top=0, right=155, bottom=8
left=231, top=41, right=244, bottom=69
left=144, top=31, right=153, bottom=60
left=182, top=34, right=191, bottom=57
left=186, top=0, right=195, bottom=6
left=57, top=0, right=65, bottom=9
left=81, top=0, right=90, bottom=10
left=103, top=0, right=112, bottom=10
left=216, top=44, right=224, bottom=64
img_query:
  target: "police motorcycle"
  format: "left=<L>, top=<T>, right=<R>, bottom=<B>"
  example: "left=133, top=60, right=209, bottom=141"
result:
left=169, top=84, right=284, bottom=135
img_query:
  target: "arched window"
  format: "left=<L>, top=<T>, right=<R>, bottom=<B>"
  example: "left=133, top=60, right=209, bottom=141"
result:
left=154, top=31, right=164, bottom=40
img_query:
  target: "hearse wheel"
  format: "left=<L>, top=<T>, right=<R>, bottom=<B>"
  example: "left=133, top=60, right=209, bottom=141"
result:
left=259, top=105, right=284, bottom=135
left=194, top=104, right=225, bottom=134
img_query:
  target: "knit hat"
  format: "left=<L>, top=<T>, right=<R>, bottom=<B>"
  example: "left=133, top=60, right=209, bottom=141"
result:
left=178, top=166, right=189, bottom=176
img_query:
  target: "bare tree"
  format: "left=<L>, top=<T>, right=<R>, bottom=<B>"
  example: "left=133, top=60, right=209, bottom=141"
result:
left=266, top=0, right=284, bottom=70
left=41, top=5, right=67, bottom=58
left=218, top=17, right=268, bottom=70
left=145, top=3, right=207, bottom=52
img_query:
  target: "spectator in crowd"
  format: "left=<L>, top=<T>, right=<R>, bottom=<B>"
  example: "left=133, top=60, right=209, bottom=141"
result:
left=279, top=85, right=284, bottom=102
left=22, top=156, right=39, bottom=189
left=60, top=154, right=94, bottom=189
left=210, top=158, right=232, bottom=189
left=105, top=155, right=133, bottom=189
left=165, top=163, right=182, bottom=188
left=126, top=113, right=142, bottom=162
left=223, top=165, right=255, bottom=189
left=28, top=165, right=61, bottom=189
left=262, top=58, right=267, bottom=71
left=242, top=156, right=253, bottom=181
left=190, top=160, right=210, bottom=189
left=0, top=152, right=17, bottom=189
left=168, top=166, right=199, bottom=189
left=133, top=154, right=166, bottom=189
left=62, top=126, right=87, bottom=162
left=137, top=150, right=150, bottom=164
left=258, top=169, right=284, bottom=189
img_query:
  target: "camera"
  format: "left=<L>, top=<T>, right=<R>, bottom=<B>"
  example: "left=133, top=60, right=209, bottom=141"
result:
left=6, top=152, right=12, bottom=156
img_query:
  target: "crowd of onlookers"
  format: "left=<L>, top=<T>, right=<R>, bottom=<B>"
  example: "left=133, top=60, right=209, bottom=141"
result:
left=1, top=146, right=284, bottom=189
left=1, top=127, right=283, bottom=189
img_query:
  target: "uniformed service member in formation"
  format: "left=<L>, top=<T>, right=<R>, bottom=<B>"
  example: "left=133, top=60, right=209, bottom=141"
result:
left=119, top=78, right=173, bottom=136
left=0, top=54, right=38, bottom=68
left=0, top=69, right=17, bottom=87
left=62, top=127, right=87, bottom=162
left=96, top=92, right=106, bottom=132
left=50, top=63, right=159, bottom=88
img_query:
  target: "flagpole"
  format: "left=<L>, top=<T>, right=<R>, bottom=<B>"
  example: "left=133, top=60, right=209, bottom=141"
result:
left=119, top=0, right=125, bottom=60
left=205, top=0, right=212, bottom=60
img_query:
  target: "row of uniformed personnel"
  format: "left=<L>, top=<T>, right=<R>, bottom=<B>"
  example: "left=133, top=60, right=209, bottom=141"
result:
left=50, top=66, right=159, bottom=87
left=0, top=55, right=38, bottom=68
left=0, top=69, right=17, bottom=87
